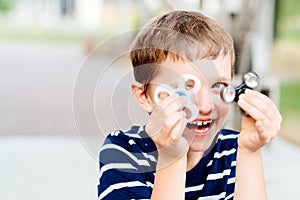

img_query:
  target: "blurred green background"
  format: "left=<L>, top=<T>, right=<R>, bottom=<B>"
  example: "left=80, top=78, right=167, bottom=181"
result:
left=273, top=0, right=300, bottom=145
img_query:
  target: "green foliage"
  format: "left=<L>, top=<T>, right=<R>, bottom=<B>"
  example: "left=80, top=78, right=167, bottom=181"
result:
left=280, top=79, right=300, bottom=115
left=275, top=0, right=300, bottom=40
left=0, top=0, right=13, bottom=12
left=277, top=0, right=300, bottom=18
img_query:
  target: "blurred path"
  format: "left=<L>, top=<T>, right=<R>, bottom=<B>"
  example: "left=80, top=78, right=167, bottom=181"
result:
left=0, top=135, right=98, bottom=200
left=0, top=39, right=144, bottom=136
left=0, top=40, right=83, bottom=135
left=263, top=136, right=300, bottom=199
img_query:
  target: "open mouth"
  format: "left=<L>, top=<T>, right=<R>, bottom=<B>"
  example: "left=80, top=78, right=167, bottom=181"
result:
left=186, top=120, right=213, bottom=134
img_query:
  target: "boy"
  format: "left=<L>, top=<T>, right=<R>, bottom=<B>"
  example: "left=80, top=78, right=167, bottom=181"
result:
left=98, top=10, right=282, bottom=200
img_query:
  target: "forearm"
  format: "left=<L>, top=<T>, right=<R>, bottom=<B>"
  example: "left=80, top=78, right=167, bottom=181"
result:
left=151, top=154, right=187, bottom=200
left=234, top=148, right=267, bottom=200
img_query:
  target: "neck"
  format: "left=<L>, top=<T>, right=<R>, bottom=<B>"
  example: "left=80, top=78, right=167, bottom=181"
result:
left=186, top=150, right=204, bottom=171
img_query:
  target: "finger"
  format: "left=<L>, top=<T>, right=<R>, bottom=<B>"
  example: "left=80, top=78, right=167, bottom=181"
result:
left=239, top=97, right=278, bottom=142
left=148, top=96, right=187, bottom=138
left=164, top=96, right=188, bottom=116
left=170, top=112, right=188, bottom=140
left=255, top=120, right=275, bottom=143
left=150, top=95, right=184, bottom=124
left=238, top=95, right=266, bottom=121
left=245, top=89, right=282, bottom=124
left=152, top=94, right=187, bottom=120
left=162, top=111, right=185, bottom=138
left=241, top=115, right=275, bottom=148
left=238, top=96, right=274, bottom=132
left=157, top=94, right=187, bottom=109
left=241, top=90, right=282, bottom=130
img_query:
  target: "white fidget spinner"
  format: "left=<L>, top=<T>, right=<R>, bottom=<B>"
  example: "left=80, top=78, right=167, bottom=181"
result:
left=154, top=74, right=201, bottom=122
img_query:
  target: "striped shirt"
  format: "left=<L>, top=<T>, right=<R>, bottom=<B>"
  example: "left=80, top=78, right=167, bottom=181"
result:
left=98, top=126, right=238, bottom=200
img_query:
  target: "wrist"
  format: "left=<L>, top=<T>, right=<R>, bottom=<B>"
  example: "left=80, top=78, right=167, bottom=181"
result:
left=237, top=146, right=262, bottom=165
left=238, top=144, right=261, bottom=155
left=237, top=131, right=264, bottom=154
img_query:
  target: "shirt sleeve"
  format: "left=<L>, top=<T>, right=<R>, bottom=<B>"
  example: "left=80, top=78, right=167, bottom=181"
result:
left=98, top=132, right=153, bottom=200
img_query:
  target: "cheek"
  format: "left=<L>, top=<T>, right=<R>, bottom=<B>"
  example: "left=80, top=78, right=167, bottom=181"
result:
left=223, top=103, right=231, bottom=116
left=213, top=94, right=231, bottom=116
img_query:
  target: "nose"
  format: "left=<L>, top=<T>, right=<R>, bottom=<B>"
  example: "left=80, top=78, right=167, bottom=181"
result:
left=194, top=85, right=213, bottom=115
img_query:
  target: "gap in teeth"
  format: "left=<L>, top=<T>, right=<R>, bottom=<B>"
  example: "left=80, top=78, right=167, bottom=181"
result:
left=189, top=121, right=211, bottom=126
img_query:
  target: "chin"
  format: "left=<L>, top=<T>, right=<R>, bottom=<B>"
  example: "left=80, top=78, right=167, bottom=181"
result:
left=188, top=140, right=212, bottom=152
left=184, top=124, right=219, bottom=153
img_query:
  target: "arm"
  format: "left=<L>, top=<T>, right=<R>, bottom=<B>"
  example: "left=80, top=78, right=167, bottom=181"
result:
left=235, top=145, right=267, bottom=199
left=151, top=154, right=187, bottom=200
left=145, top=95, right=189, bottom=200
left=234, top=89, right=282, bottom=200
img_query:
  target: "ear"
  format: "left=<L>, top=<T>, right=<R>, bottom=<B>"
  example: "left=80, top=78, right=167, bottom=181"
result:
left=131, top=82, right=153, bottom=113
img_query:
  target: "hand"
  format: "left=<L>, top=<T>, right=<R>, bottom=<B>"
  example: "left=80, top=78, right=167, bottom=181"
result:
left=237, top=89, right=282, bottom=153
left=146, top=95, right=189, bottom=168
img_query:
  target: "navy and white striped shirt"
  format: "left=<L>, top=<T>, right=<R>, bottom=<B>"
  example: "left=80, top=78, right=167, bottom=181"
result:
left=98, top=126, right=238, bottom=200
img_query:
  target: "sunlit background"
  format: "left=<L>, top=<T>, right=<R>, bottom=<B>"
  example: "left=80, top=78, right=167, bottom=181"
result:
left=0, top=0, right=299, bottom=199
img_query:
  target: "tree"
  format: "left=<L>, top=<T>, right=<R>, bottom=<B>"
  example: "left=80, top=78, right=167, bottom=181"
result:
left=0, top=0, right=13, bottom=13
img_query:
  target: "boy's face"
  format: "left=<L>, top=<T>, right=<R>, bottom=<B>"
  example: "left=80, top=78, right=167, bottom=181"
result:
left=146, top=54, right=232, bottom=153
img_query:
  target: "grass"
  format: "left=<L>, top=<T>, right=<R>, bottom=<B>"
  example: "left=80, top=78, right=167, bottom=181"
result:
left=0, top=28, right=90, bottom=42
left=0, top=22, right=113, bottom=43
left=280, top=79, right=300, bottom=146
left=272, top=39, right=300, bottom=146
left=275, top=0, right=300, bottom=41
left=279, top=79, right=300, bottom=145
left=280, top=79, right=300, bottom=114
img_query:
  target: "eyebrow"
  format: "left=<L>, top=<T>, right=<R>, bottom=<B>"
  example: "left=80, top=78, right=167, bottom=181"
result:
left=217, top=76, right=231, bottom=83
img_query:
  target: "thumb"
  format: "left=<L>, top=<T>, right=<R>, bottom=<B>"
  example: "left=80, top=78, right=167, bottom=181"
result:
left=171, top=112, right=188, bottom=140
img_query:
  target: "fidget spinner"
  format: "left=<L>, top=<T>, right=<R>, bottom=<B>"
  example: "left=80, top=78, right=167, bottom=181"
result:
left=220, top=71, right=260, bottom=103
left=154, top=74, right=201, bottom=122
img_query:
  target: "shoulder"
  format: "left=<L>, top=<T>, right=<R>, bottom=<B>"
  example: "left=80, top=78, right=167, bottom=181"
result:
left=98, top=126, right=155, bottom=199
left=102, top=126, right=156, bottom=153
left=100, top=125, right=157, bottom=168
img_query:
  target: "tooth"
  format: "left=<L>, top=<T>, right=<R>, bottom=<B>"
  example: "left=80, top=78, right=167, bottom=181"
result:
left=189, top=121, right=212, bottom=127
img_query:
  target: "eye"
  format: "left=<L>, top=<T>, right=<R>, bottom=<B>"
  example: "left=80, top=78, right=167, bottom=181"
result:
left=212, top=82, right=228, bottom=90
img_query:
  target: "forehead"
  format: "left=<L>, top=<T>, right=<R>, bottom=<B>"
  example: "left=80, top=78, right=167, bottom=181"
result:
left=151, top=55, right=231, bottom=84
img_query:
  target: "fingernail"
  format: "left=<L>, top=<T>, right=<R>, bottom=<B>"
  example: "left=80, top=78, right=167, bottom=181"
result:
left=239, top=94, right=246, bottom=100
left=256, top=120, right=262, bottom=127
left=245, top=89, right=252, bottom=95
left=238, top=99, right=246, bottom=105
